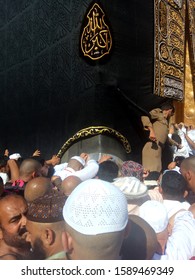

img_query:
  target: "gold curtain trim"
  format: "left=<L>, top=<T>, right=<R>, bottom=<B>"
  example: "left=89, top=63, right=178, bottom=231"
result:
left=154, top=0, right=185, bottom=100
left=57, top=126, right=131, bottom=158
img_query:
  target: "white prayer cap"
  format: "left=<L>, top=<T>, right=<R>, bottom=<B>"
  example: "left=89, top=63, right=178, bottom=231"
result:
left=139, top=200, right=168, bottom=233
left=63, top=179, right=128, bottom=235
left=112, top=176, right=148, bottom=200
left=9, top=153, right=21, bottom=160
left=70, top=156, right=85, bottom=166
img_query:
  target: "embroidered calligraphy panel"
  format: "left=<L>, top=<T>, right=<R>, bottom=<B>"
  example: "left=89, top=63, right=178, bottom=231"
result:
left=187, top=0, right=195, bottom=91
left=80, top=2, right=112, bottom=61
left=154, top=0, right=186, bottom=100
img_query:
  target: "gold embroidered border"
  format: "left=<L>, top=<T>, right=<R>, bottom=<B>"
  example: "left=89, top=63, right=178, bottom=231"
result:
left=154, top=0, right=186, bottom=100
left=184, top=41, right=195, bottom=123
left=187, top=0, right=195, bottom=91
left=57, top=126, right=131, bottom=158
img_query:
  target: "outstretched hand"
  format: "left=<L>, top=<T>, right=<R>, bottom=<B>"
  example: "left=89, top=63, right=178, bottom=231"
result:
left=80, top=153, right=89, bottom=161
left=98, top=154, right=112, bottom=164
left=32, top=149, right=41, bottom=157
left=4, top=149, right=9, bottom=157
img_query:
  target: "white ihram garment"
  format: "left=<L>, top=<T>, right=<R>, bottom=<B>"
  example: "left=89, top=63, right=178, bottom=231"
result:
left=160, top=211, right=195, bottom=260
left=54, top=159, right=99, bottom=181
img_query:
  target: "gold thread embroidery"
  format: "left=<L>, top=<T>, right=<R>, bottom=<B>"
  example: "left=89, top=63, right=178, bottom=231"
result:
left=154, top=0, right=185, bottom=100
left=81, top=3, right=112, bottom=60
left=57, top=126, right=131, bottom=158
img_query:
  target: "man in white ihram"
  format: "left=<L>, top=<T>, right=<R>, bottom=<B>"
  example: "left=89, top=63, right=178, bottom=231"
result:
left=53, top=153, right=99, bottom=181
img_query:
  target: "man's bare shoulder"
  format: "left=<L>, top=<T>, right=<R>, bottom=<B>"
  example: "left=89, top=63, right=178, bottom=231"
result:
left=0, top=253, right=22, bottom=260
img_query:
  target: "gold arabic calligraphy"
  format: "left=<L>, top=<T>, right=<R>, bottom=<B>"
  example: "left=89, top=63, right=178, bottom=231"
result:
left=81, top=3, right=112, bottom=60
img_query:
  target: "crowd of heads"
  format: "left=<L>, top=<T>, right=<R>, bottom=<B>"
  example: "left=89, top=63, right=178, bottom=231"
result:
left=0, top=146, right=195, bottom=260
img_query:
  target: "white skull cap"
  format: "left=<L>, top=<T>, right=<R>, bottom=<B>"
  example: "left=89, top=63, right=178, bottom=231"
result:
left=70, top=156, right=85, bottom=166
left=112, top=176, right=148, bottom=199
left=63, top=179, right=128, bottom=235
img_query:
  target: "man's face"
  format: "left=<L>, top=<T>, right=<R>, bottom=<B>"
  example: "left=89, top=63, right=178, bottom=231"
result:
left=0, top=195, right=30, bottom=249
left=25, top=220, right=47, bottom=259
left=180, top=164, right=195, bottom=193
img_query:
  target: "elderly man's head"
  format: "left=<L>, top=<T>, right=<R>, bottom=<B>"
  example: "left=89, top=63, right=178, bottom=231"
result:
left=60, top=176, right=82, bottom=196
left=62, top=179, right=130, bottom=260
left=24, top=177, right=53, bottom=202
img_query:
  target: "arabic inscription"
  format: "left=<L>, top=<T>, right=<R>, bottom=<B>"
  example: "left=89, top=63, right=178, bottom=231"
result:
left=81, top=3, right=112, bottom=60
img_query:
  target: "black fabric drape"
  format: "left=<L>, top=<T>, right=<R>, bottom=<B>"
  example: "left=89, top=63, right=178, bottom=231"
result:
left=0, top=0, right=167, bottom=162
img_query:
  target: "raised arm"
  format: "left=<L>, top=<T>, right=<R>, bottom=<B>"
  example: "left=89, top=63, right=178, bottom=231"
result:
left=184, top=133, right=195, bottom=150
left=7, top=159, right=19, bottom=182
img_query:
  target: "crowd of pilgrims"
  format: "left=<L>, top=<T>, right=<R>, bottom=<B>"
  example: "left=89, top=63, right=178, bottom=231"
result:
left=0, top=120, right=195, bottom=260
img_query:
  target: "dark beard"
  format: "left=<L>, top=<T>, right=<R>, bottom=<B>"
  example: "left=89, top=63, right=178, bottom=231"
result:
left=2, top=228, right=31, bottom=251
left=28, top=238, right=47, bottom=260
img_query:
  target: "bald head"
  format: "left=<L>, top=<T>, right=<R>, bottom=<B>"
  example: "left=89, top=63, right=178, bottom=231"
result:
left=24, top=177, right=53, bottom=202
left=180, top=156, right=195, bottom=192
left=180, top=156, right=195, bottom=173
left=64, top=222, right=127, bottom=260
left=67, top=159, right=83, bottom=171
left=61, top=176, right=82, bottom=196
left=19, top=158, right=42, bottom=180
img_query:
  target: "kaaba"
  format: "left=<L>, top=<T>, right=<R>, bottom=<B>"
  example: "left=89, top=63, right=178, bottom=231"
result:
left=0, top=0, right=194, bottom=164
